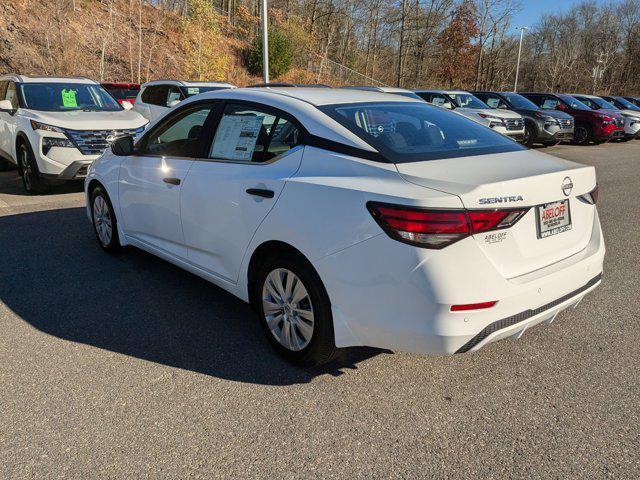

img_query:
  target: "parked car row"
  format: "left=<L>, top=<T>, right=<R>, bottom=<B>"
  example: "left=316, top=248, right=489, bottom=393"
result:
left=0, top=74, right=638, bottom=196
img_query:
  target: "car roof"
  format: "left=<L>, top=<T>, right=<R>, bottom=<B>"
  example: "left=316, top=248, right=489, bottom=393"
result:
left=344, top=86, right=413, bottom=94
left=0, top=74, right=97, bottom=84
left=228, top=87, right=422, bottom=106
left=414, top=89, right=470, bottom=95
left=142, top=79, right=236, bottom=88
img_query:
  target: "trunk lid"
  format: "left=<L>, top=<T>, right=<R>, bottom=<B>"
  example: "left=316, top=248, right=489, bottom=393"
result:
left=395, top=149, right=597, bottom=278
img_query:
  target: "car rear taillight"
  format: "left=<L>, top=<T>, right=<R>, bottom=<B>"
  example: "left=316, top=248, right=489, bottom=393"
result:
left=367, top=202, right=529, bottom=249
left=577, top=185, right=599, bottom=205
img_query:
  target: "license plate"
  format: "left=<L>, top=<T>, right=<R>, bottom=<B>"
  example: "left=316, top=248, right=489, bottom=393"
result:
left=536, top=199, right=572, bottom=238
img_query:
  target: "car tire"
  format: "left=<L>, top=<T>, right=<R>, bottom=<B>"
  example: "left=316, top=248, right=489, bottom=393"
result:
left=90, top=185, right=121, bottom=252
left=573, top=123, right=593, bottom=145
left=17, top=142, right=49, bottom=194
left=254, top=252, right=338, bottom=367
left=522, top=123, right=536, bottom=147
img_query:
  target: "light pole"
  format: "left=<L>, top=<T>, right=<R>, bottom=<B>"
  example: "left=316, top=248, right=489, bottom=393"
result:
left=260, top=0, right=270, bottom=84
left=514, top=26, right=528, bottom=92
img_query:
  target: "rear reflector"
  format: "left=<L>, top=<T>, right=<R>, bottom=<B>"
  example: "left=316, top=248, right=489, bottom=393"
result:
left=451, top=301, right=497, bottom=312
left=367, top=202, right=529, bottom=249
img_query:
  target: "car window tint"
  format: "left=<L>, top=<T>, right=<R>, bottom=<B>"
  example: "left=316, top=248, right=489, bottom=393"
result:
left=321, top=101, right=524, bottom=162
left=0, top=81, right=7, bottom=100
left=142, top=105, right=213, bottom=157
left=209, top=104, right=300, bottom=163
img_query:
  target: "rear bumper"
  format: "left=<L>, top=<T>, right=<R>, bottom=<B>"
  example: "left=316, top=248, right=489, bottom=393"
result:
left=317, top=209, right=605, bottom=355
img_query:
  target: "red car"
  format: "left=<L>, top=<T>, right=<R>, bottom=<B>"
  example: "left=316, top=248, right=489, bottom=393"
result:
left=520, top=92, right=625, bottom=145
left=101, top=83, right=141, bottom=106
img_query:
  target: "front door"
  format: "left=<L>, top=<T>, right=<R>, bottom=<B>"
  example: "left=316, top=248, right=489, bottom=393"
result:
left=118, top=102, right=216, bottom=258
left=180, top=102, right=304, bottom=283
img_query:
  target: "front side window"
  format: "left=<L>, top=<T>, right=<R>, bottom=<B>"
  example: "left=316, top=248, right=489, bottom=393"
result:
left=208, top=103, right=301, bottom=163
left=541, top=96, right=560, bottom=109
left=19, top=83, right=121, bottom=112
left=320, top=101, right=524, bottom=163
left=140, top=105, right=214, bottom=157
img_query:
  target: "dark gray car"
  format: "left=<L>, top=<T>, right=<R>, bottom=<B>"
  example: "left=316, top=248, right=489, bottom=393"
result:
left=472, top=91, right=574, bottom=147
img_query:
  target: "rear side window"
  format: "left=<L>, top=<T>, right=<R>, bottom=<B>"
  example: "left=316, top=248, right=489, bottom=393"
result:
left=141, top=85, right=170, bottom=106
left=319, top=101, right=524, bottom=163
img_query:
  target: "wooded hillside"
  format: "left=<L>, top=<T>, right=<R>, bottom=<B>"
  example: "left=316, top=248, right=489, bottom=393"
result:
left=1, top=0, right=639, bottom=94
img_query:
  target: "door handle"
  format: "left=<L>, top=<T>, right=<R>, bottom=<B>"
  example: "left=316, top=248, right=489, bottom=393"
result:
left=163, top=177, right=181, bottom=185
left=246, top=188, right=274, bottom=199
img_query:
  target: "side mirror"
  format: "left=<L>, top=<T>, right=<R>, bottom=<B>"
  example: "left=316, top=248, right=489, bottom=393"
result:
left=168, top=99, right=181, bottom=108
left=442, top=101, right=454, bottom=110
left=111, top=135, right=135, bottom=156
left=0, top=99, right=16, bottom=114
left=557, top=103, right=566, bottom=111
left=121, top=100, right=133, bottom=110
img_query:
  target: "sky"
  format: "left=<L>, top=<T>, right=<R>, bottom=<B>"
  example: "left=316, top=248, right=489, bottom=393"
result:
left=511, top=0, right=595, bottom=29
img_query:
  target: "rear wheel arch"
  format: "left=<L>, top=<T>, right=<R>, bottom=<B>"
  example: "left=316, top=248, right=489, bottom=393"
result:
left=247, top=241, right=327, bottom=308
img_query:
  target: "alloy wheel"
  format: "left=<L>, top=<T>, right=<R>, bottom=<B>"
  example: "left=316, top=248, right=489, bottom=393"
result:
left=575, top=126, right=588, bottom=144
left=20, top=147, right=32, bottom=191
left=93, top=195, right=113, bottom=247
left=262, top=268, right=314, bottom=352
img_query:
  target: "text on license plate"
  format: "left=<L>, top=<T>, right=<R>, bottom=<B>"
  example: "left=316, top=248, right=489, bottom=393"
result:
left=536, top=199, right=572, bottom=238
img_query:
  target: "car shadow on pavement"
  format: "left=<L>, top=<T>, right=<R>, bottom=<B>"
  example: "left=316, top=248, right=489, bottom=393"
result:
left=0, top=207, right=384, bottom=385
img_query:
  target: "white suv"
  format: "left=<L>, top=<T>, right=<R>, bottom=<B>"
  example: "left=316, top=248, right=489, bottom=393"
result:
left=415, top=89, right=525, bottom=141
left=133, top=80, right=236, bottom=122
left=0, top=75, right=148, bottom=193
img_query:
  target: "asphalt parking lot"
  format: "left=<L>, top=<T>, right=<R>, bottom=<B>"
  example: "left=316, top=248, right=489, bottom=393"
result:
left=1, top=142, right=639, bottom=479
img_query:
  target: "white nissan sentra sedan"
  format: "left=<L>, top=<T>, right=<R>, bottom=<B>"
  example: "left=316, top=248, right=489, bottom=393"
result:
left=85, top=88, right=604, bottom=366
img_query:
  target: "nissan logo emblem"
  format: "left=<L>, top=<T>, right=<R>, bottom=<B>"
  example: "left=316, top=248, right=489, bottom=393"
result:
left=561, top=176, right=573, bottom=196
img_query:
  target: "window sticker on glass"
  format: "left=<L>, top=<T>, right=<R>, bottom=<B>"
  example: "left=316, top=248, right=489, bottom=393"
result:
left=187, top=87, right=200, bottom=95
left=61, top=89, right=78, bottom=107
left=210, top=114, right=263, bottom=161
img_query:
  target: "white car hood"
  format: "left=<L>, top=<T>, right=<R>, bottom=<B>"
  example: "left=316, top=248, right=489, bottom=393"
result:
left=23, top=109, right=148, bottom=131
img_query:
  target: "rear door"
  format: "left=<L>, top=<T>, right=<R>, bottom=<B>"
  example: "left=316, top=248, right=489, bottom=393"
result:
left=180, top=101, right=304, bottom=283
left=119, top=102, right=216, bottom=258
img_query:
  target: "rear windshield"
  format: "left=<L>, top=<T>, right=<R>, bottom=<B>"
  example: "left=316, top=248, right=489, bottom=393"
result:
left=103, top=86, right=139, bottom=100
left=182, top=86, right=228, bottom=98
left=319, top=101, right=525, bottom=163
